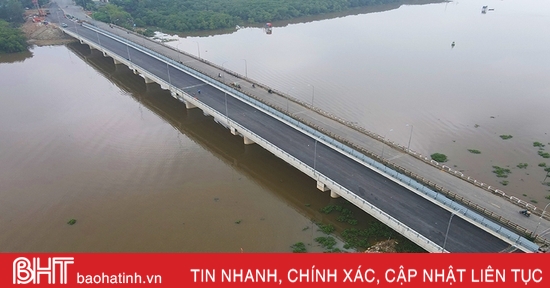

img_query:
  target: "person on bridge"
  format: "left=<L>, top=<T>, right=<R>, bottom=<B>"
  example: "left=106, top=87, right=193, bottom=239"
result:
left=197, top=89, right=201, bottom=94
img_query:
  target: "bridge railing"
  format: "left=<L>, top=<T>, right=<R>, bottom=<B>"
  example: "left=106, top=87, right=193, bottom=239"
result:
left=175, top=87, right=447, bottom=253
left=75, top=24, right=541, bottom=252
left=84, top=23, right=550, bottom=240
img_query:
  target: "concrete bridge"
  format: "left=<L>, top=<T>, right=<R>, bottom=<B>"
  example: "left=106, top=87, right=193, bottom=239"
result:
left=55, top=10, right=549, bottom=253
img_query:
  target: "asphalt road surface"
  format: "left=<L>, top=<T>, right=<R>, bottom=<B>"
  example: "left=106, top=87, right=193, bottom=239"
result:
left=62, top=24, right=522, bottom=252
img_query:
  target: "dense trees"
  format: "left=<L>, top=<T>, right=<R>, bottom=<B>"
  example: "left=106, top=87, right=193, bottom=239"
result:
left=0, top=0, right=25, bottom=23
left=105, top=0, right=400, bottom=32
left=0, top=19, right=27, bottom=53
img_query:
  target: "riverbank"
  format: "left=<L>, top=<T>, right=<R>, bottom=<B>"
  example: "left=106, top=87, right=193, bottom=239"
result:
left=21, top=11, right=75, bottom=46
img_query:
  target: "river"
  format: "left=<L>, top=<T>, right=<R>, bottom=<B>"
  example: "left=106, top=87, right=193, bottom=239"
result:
left=167, top=0, right=550, bottom=206
left=1, top=0, right=549, bottom=252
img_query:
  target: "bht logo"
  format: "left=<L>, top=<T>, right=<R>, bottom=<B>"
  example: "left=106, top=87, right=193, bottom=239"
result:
left=13, top=257, right=74, bottom=284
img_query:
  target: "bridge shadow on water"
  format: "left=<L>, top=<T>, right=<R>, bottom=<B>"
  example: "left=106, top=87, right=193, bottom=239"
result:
left=66, top=42, right=425, bottom=252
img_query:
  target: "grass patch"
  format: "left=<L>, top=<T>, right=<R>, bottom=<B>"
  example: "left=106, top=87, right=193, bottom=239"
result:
left=67, top=219, right=76, bottom=225
left=315, top=236, right=337, bottom=250
left=302, top=226, right=310, bottom=231
left=468, top=149, right=481, bottom=154
left=234, top=220, right=242, bottom=224
left=500, top=135, right=513, bottom=140
left=474, top=124, right=480, bottom=128
left=430, top=153, right=448, bottom=163
left=500, top=180, right=509, bottom=186
left=522, top=194, right=527, bottom=197
left=492, top=166, right=511, bottom=178
left=539, top=163, right=547, bottom=167
left=317, top=223, right=335, bottom=234
left=322, top=205, right=358, bottom=226
left=545, top=195, right=550, bottom=200
left=539, top=151, right=550, bottom=158
left=530, top=200, right=538, bottom=204
left=290, top=242, right=307, bottom=253
left=341, top=222, right=395, bottom=250
left=517, top=163, right=528, bottom=169
left=534, top=142, right=546, bottom=148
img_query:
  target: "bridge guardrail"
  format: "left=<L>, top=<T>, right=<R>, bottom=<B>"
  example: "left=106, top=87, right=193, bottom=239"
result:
left=74, top=24, right=542, bottom=251
left=176, top=87, right=447, bottom=253
left=95, top=23, right=550, bottom=228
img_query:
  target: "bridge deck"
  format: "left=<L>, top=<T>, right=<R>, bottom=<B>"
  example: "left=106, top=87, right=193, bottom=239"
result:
left=54, top=6, right=549, bottom=252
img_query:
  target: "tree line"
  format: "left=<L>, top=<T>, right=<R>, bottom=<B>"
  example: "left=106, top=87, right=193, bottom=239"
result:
left=0, top=0, right=47, bottom=53
left=101, top=0, right=400, bottom=32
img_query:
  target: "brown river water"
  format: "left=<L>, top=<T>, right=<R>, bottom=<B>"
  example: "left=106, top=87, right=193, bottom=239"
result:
left=1, top=0, right=550, bottom=252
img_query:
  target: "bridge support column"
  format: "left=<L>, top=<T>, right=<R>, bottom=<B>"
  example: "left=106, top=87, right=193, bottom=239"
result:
left=102, top=51, right=108, bottom=57
left=143, top=76, right=155, bottom=84
left=243, top=136, right=255, bottom=145
left=113, top=58, right=123, bottom=65
left=330, top=191, right=340, bottom=198
left=230, top=127, right=238, bottom=136
left=316, top=181, right=330, bottom=192
left=185, top=101, right=197, bottom=109
left=87, top=44, right=95, bottom=49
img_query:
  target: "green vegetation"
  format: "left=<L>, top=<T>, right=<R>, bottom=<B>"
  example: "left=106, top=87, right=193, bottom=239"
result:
left=538, top=151, right=550, bottom=158
left=517, top=163, right=528, bottom=169
left=539, top=163, right=547, bottom=167
left=315, top=236, right=341, bottom=252
left=474, top=124, right=480, bottom=128
left=545, top=195, right=550, bottom=200
left=75, top=0, right=98, bottom=11
left=531, top=200, right=538, bottom=204
left=325, top=205, right=359, bottom=226
left=534, top=142, right=546, bottom=148
left=290, top=242, right=307, bottom=253
left=103, top=0, right=400, bottom=32
left=430, top=153, right=448, bottom=163
left=500, top=135, right=513, bottom=140
left=500, top=180, right=509, bottom=186
left=93, top=4, right=134, bottom=29
left=341, top=223, right=394, bottom=250
left=67, top=219, right=77, bottom=225
left=0, top=1, right=50, bottom=53
left=317, top=223, right=335, bottom=234
left=468, top=149, right=481, bottom=154
left=492, top=166, right=511, bottom=178
left=234, top=220, right=242, bottom=224
left=316, top=204, right=425, bottom=252
left=0, top=20, right=27, bottom=53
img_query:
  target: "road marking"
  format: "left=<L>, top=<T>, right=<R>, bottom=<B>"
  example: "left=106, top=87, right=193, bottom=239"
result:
left=490, top=203, right=501, bottom=209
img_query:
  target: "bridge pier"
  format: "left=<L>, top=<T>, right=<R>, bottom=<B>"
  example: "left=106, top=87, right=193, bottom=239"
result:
left=142, top=76, right=155, bottom=84
left=316, top=181, right=330, bottom=192
left=113, top=58, right=123, bottom=65
left=185, top=101, right=197, bottom=109
left=243, top=136, right=255, bottom=145
left=230, top=127, right=238, bottom=136
left=330, top=191, right=340, bottom=198
left=102, top=51, right=108, bottom=57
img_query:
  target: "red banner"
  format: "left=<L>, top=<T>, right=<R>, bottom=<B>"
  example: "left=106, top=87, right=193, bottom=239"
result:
left=1, top=253, right=547, bottom=287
